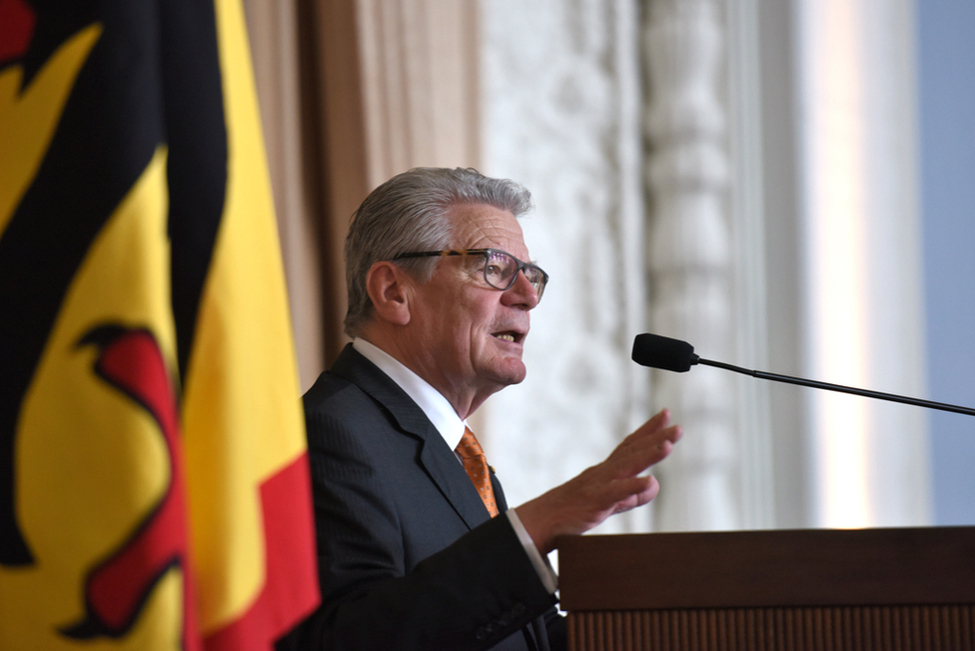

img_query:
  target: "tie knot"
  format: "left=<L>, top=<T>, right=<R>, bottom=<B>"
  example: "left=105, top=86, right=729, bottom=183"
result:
left=455, top=427, right=485, bottom=459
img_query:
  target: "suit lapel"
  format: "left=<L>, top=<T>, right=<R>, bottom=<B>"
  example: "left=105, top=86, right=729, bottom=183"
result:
left=331, top=345, right=493, bottom=530
left=491, top=471, right=508, bottom=511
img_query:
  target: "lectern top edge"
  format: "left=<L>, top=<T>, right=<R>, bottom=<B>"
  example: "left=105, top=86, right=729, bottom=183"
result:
left=557, top=526, right=975, bottom=612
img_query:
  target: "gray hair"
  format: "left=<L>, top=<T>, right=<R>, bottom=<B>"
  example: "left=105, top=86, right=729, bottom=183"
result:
left=343, top=167, right=533, bottom=337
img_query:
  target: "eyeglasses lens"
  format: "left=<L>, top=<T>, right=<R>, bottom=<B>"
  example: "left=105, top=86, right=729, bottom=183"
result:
left=483, top=250, right=545, bottom=297
left=484, top=251, right=514, bottom=290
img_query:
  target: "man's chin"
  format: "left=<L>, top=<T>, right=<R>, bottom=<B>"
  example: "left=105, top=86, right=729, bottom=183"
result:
left=476, top=348, right=528, bottom=388
left=493, top=361, right=527, bottom=387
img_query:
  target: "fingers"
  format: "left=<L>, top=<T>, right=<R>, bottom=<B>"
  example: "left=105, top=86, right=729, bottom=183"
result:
left=608, top=412, right=682, bottom=479
left=631, top=409, right=682, bottom=446
left=616, top=409, right=671, bottom=446
left=646, top=407, right=671, bottom=430
left=598, top=475, right=660, bottom=514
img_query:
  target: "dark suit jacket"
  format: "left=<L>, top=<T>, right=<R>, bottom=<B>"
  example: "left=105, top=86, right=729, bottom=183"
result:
left=279, top=344, right=566, bottom=651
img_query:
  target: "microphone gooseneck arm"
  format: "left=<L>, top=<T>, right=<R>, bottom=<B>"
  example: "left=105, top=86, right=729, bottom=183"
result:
left=694, top=356, right=975, bottom=417
left=631, top=332, right=975, bottom=418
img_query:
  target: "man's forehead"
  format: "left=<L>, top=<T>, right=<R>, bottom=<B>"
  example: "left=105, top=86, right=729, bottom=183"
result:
left=448, top=203, right=526, bottom=249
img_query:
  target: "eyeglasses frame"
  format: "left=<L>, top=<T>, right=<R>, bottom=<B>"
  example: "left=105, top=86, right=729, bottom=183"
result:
left=392, top=248, right=548, bottom=298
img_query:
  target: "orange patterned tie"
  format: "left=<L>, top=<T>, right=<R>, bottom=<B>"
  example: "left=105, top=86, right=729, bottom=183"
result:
left=455, top=427, right=499, bottom=517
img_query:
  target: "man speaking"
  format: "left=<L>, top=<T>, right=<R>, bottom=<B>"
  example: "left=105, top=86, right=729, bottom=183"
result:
left=281, top=167, right=682, bottom=650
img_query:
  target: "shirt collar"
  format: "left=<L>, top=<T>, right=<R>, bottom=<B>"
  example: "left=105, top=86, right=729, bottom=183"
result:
left=353, top=338, right=468, bottom=451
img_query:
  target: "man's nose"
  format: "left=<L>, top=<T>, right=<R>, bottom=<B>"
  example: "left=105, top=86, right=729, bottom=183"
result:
left=502, top=270, right=540, bottom=309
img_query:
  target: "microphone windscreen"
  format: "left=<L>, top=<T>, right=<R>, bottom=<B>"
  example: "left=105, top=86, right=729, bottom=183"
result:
left=631, top=334, right=697, bottom=372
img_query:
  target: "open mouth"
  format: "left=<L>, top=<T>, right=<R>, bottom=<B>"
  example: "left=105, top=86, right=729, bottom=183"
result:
left=492, top=331, right=522, bottom=344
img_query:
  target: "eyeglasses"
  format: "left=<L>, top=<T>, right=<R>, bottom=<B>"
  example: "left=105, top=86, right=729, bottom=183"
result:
left=393, top=248, right=548, bottom=299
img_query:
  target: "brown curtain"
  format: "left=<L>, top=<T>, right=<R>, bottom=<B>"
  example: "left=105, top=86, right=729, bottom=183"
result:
left=245, top=0, right=482, bottom=388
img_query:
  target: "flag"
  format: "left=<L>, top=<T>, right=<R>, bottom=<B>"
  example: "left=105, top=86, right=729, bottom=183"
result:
left=0, top=0, right=320, bottom=648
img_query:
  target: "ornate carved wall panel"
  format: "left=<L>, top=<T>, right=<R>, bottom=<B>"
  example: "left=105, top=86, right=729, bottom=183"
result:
left=480, top=0, right=651, bottom=534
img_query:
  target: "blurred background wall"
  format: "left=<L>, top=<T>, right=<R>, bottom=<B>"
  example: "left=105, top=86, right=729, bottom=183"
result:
left=917, top=0, right=975, bottom=527
left=243, top=0, right=975, bottom=533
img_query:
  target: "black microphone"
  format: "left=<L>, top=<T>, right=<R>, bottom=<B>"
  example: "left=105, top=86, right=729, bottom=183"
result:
left=631, top=333, right=975, bottom=417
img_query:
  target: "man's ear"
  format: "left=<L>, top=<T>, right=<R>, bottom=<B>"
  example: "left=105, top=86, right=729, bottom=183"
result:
left=365, top=261, right=412, bottom=326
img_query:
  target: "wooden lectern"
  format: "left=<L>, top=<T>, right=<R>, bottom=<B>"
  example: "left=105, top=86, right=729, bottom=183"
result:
left=557, top=526, right=975, bottom=650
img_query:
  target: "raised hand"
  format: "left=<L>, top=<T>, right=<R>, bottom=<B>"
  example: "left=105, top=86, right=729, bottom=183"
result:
left=514, top=409, right=682, bottom=554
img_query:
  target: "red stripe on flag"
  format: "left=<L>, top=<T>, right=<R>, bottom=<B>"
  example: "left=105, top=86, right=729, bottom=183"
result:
left=203, top=453, right=319, bottom=651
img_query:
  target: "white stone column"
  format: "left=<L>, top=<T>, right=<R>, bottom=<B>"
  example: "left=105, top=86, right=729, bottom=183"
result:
left=643, top=0, right=740, bottom=531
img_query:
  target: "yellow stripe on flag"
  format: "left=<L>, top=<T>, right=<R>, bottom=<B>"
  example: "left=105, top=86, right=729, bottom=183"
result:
left=182, top=0, right=315, bottom=642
